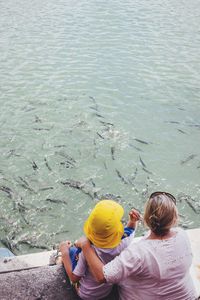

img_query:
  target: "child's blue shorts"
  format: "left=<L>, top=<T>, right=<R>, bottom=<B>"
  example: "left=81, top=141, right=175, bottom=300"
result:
left=69, top=246, right=82, bottom=271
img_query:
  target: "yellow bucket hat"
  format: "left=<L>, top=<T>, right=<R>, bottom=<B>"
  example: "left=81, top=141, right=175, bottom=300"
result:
left=84, top=200, right=124, bottom=248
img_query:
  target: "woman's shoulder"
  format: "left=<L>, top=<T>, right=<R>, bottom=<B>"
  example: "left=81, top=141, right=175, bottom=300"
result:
left=135, top=227, right=184, bottom=245
left=173, top=227, right=190, bottom=240
left=123, top=227, right=189, bottom=252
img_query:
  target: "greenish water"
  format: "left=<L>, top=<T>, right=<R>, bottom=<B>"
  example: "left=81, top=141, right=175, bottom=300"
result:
left=0, top=0, right=200, bottom=254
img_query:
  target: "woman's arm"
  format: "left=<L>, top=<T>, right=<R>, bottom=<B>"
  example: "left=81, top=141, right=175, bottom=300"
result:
left=75, top=237, right=106, bottom=283
left=59, top=241, right=81, bottom=283
left=76, top=236, right=142, bottom=284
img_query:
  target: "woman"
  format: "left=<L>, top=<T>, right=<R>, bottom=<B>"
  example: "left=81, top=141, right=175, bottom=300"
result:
left=76, top=192, right=197, bottom=300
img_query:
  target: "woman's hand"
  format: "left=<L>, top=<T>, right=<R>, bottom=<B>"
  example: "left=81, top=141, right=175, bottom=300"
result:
left=59, top=240, right=72, bottom=254
left=77, top=237, right=106, bottom=283
left=74, top=236, right=90, bottom=249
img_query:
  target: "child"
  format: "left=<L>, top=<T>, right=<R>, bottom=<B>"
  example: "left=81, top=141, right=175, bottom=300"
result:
left=59, top=200, right=140, bottom=300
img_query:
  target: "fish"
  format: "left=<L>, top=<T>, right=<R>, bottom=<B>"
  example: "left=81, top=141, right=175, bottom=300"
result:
left=188, top=124, right=200, bottom=128
left=89, top=179, right=96, bottom=187
left=50, top=229, right=69, bottom=237
left=44, top=158, right=52, bottom=171
left=24, top=106, right=35, bottom=112
left=178, top=213, right=186, bottom=218
left=18, top=176, right=29, bottom=187
left=34, top=115, right=42, bottom=123
left=111, top=146, right=115, bottom=160
left=0, top=186, right=13, bottom=198
left=7, top=149, right=21, bottom=158
left=129, top=167, right=138, bottom=182
left=103, top=162, right=108, bottom=170
left=181, top=224, right=189, bottom=229
left=177, top=129, right=186, bottom=134
left=95, top=113, right=104, bottom=118
left=177, top=193, right=198, bottom=214
left=89, top=105, right=98, bottom=112
left=58, top=96, right=68, bottom=102
left=115, top=169, right=129, bottom=184
left=184, top=198, right=199, bottom=214
left=19, top=183, right=36, bottom=193
left=39, top=187, right=54, bottom=191
left=35, top=206, right=52, bottom=212
left=33, top=127, right=51, bottom=131
left=181, top=154, right=197, bottom=165
left=21, top=214, right=29, bottom=225
left=60, top=160, right=75, bottom=168
left=98, top=194, right=121, bottom=201
left=166, top=121, right=180, bottom=124
left=61, top=180, right=98, bottom=200
left=84, top=189, right=98, bottom=200
left=139, top=156, right=146, bottom=168
left=17, top=177, right=36, bottom=193
left=55, top=151, right=76, bottom=163
left=15, top=201, right=28, bottom=213
left=89, top=96, right=99, bottom=111
left=89, top=96, right=96, bottom=102
left=129, top=144, right=143, bottom=152
left=32, top=161, right=38, bottom=170
left=142, top=167, right=153, bottom=175
left=99, top=120, right=114, bottom=127
left=134, top=138, right=149, bottom=145
left=177, top=193, right=189, bottom=203
left=46, top=198, right=68, bottom=205
left=97, top=132, right=104, bottom=139
left=61, top=180, right=85, bottom=189
left=54, top=145, right=67, bottom=148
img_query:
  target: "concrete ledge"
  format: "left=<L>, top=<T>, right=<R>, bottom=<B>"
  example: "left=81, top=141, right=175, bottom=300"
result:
left=0, top=265, right=76, bottom=300
left=0, top=264, right=118, bottom=300
left=0, top=250, right=55, bottom=273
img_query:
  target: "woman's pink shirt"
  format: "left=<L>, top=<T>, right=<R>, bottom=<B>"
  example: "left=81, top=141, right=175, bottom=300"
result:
left=103, top=228, right=197, bottom=300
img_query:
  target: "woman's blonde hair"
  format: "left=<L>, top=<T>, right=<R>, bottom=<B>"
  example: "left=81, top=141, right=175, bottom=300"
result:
left=143, top=192, right=178, bottom=236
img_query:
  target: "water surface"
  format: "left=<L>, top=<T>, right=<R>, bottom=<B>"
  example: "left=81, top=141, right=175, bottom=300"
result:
left=0, top=0, right=200, bottom=253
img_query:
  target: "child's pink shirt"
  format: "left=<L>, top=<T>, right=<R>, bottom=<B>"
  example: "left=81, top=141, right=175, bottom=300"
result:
left=73, top=235, right=134, bottom=300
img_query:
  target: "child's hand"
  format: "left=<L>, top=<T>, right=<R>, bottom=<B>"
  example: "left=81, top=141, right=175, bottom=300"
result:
left=59, top=240, right=72, bottom=254
left=129, top=209, right=141, bottom=222
left=74, top=236, right=90, bottom=249
left=127, top=209, right=142, bottom=229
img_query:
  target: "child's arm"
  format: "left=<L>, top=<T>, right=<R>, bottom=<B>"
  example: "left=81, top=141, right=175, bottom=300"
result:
left=122, top=209, right=141, bottom=239
left=59, top=241, right=81, bottom=284
left=126, top=209, right=141, bottom=229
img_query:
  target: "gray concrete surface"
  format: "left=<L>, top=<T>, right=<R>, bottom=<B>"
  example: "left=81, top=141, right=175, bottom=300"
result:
left=0, top=264, right=118, bottom=300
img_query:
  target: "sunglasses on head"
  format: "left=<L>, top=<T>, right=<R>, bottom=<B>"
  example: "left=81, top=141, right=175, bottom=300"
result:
left=149, top=191, right=176, bottom=205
